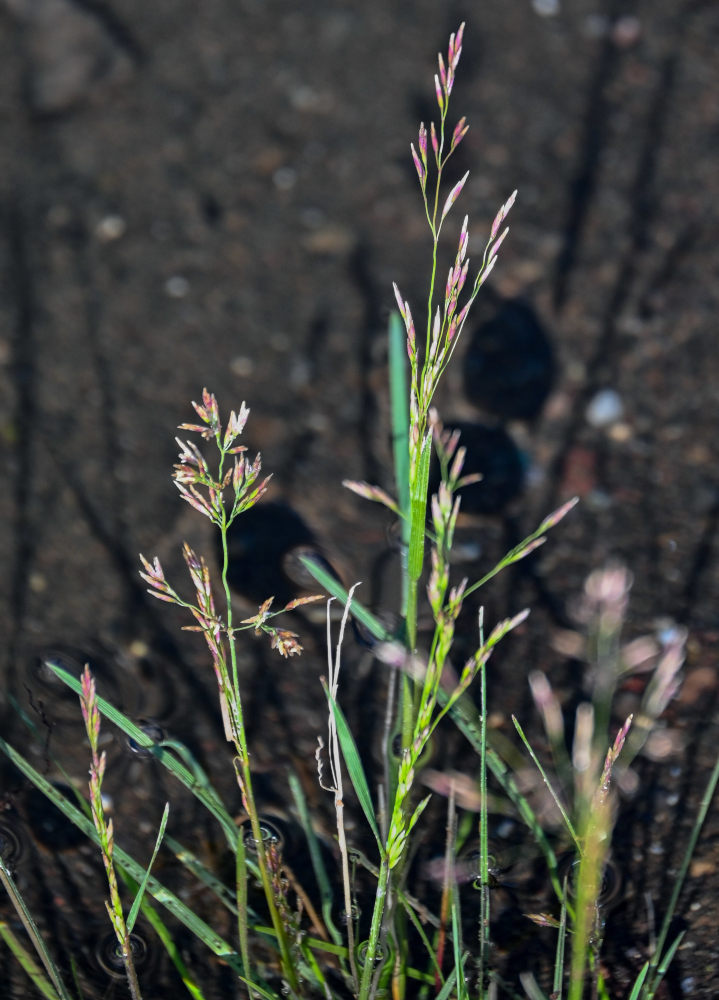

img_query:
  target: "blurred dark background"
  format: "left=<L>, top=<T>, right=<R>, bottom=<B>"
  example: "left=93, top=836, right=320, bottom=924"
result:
left=1, top=1, right=718, bottom=996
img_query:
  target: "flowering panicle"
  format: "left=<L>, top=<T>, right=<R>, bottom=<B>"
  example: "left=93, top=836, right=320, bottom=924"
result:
left=172, top=391, right=271, bottom=527
left=395, top=24, right=517, bottom=424
left=140, top=393, right=311, bottom=666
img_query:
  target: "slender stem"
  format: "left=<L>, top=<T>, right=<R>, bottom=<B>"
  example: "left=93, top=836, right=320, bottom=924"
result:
left=478, top=653, right=490, bottom=995
left=358, top=859, right=391, bottom=1000
left=217, top=507, right=299, bottom=994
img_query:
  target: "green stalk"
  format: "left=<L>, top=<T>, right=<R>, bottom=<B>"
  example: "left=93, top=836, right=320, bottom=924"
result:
left=216, top=502, right=299, bottom=993
left=477, top=648, right=490, bottom=995
left=358, top=858, right=391, bottom=1000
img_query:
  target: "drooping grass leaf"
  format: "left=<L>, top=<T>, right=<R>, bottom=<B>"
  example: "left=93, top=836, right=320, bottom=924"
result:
left=0, top=735, right=248, bottom=981
left=44, top=662, right=238, bottom=849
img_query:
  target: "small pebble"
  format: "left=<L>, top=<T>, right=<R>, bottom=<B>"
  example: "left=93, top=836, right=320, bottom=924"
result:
left=612, top=16, right=642, bottom=48
left=165, top=275, right=190, bottom=298
left=230, top=355, right=254, bottom=377
left=96, top=215, right=126, bottom=242
left=532, top=0, right=560, bottom=15
left=586, top=388, right=624, bottom=428
left=29, top=572, right=47, bottom=593
left=273, top=166, right=297, bottom=191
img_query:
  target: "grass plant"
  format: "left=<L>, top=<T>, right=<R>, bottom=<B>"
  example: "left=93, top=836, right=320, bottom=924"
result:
left=0, top=21, right=713, bottom=1000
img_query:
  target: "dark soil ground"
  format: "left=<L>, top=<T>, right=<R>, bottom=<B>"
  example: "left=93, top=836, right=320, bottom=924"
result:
left=1, top=1, right=719, bottom=997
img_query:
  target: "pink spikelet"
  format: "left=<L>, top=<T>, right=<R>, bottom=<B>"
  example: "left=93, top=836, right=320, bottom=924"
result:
left=411, top=143, right=425, bottom=187
left=434, top=74, right=444, bottom=112
left=449, top=23, right=465, bottom=71
left=440, top=170, right=469, bottom=224
left=418, top=123, right=427, bottom=166
left=430, top=121, right=439, bottom=161
left=491, top=189, right=518, bottom=239
left=488, top=226, right=509, bottom=262
left=451, top=116, right=468, bottom=152
left=393, top=283, right=404, bottom=318
left=437, top=52, right=447, bottom=90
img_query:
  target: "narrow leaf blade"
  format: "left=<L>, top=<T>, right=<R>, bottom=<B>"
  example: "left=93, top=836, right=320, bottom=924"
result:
left=325, top=688, right=382, bottom=851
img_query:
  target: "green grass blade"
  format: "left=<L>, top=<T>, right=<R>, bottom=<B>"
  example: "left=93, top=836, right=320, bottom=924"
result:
left=299, top=554, right=391, bottom=642
left=512, top=716, right=581, bottom=851
left=164, top=834, right=245, bottom=917
left=0, top=859, right=73, bottom=1000
left=0, top=735, right=247, bottom=978
left=0, top=919, right=64, bottom=1000
left=289, top=771, right=344, bottom=948
left=408, top=429, right=432, bottom=584
left=553, top=883, right=568, bottom=1000
left=324, top=686, right=382, bottom=851
left=445, top=695, right=564, bottom=905
left=645, top=931, right=685, bottom=1000
left=401, top=901, right=443, bottom=982
left=118, top=870, right=208, bottom=1000
left=450, top=889, right=468, bottom=1000
left=464, top=498, right=579, bottom=601
left=645, top=745, right=719, bottom=997
left=626, top=961, right=649, bottom=1000
left=126, top=801, right=170, bottom=933
left=389, top=311, right=410, bottom=529
left=44, top=662, right=238, bottom=848
left=235, top=832, right=251, bottom=989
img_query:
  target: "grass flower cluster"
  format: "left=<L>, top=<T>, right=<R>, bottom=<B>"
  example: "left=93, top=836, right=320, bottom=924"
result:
left=1, top=21, right=717, bottom=1000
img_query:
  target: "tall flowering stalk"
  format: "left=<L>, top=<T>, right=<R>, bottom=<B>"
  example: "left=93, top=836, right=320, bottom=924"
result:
left=350, top=27, right=533, bottom=999
left=139, top=389, right=318, bottom=992
left=392, top=22, right=516, bottom=656
left=80, top=666, right=143, bottom=1000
